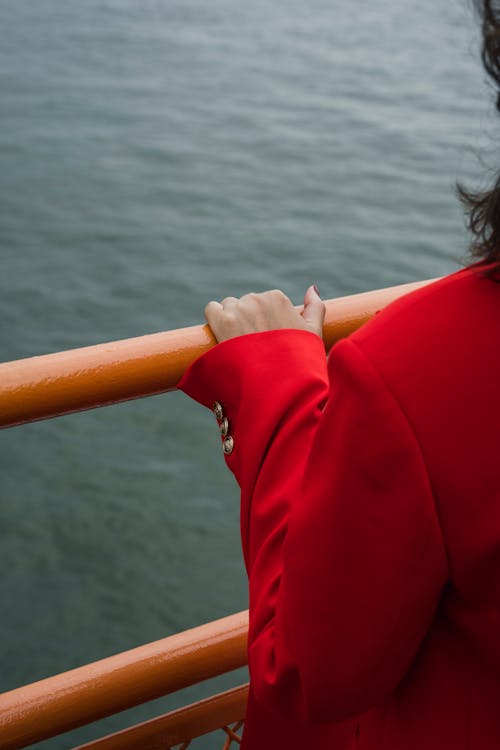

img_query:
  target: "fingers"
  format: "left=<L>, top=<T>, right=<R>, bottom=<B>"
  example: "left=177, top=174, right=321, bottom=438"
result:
left=301, top=284, right=326, bottom=338
left=220, top=296, right=239, bottom=308
left=205, top=297, right=250, bottom=343
left=204, top=299, right=222, bottom=319
left=204, top=295, right=240, bottom=319
left=203, top=288, right=307, bottom=344
left=205, top=296, right=243, bottom=334
left=204, top=300, right=223, bottom=334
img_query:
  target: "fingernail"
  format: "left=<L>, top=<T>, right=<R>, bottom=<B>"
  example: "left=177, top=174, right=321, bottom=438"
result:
left=313, top=284, right=320, bottom=295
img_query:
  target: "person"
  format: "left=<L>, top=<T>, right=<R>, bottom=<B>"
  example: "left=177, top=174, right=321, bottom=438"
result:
left=178, top=2, right=500, bottom=747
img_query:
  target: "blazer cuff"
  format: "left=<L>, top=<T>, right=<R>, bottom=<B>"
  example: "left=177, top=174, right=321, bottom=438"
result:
left=177, top=329, right=329, bottom=483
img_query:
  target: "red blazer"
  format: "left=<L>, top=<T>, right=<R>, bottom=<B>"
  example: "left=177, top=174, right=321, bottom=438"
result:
left=178, top=263, right=500, bottom=749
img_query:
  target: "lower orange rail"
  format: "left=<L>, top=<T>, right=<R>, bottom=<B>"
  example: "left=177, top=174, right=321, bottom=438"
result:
left=73, top=684, right=249, bottom=750
left=0, top=611, right=248, bottom=750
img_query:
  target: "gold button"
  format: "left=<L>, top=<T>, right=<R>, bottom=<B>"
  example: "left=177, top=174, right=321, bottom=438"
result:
left=219, top=417, right=229, bottom=437
left=213, top=401, right=224, bottom=421
left=223, top=436, right=234, bottom=455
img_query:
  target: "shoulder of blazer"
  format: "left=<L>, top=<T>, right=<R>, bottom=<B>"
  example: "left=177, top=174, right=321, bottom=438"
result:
left=349, top=263, right=499, bottom=402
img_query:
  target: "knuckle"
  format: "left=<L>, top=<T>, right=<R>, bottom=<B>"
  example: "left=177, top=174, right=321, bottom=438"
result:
left=262, top=288, right=282, bottom=301
left=274, top=289, right=290, bottom=304
left=240, top=292, right=258, bottom=303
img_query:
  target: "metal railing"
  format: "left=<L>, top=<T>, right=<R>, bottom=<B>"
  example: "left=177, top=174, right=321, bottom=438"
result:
left=0, top=611, right=248, bottom=750
left=0, top=278, right=436, bottom=748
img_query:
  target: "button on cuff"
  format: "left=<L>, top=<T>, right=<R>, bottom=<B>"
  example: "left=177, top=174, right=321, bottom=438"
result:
left=213, top=401, right=224, bottom=421
left=223, top=436, right=234, bottom=455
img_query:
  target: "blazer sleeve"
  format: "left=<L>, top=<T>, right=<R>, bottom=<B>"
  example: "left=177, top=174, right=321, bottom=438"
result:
left=178, top=328, right=449, bottom=724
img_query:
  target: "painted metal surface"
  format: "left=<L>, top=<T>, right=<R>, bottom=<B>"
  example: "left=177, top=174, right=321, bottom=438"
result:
left=0, top=279, right=436, bottom=429
left=0, top=610, right=248, bottom=750
left=73, top=684, right=249, bottom=750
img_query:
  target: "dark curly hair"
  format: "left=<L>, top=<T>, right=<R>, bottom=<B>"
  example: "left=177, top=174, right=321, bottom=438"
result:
left=457, top=0, right=500, bottom=280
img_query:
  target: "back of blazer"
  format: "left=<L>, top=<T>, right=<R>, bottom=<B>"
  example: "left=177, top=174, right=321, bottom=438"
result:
left=179, top=262, right=500, bottom=749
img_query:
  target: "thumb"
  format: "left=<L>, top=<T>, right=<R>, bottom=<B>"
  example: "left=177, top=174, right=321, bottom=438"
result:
left=301, top=284, right=326, bottom=338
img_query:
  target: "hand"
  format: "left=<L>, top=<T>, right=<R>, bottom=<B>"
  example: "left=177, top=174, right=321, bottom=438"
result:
left=204, top=285, right=326, bottom=343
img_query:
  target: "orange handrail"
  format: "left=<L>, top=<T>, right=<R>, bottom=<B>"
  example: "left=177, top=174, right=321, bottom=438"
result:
left=0, top=610, right=248, bottom=750
left=0, top=278, right=436, bottom=429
